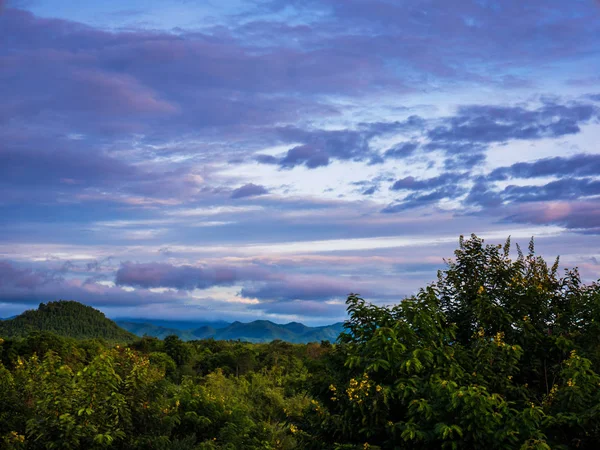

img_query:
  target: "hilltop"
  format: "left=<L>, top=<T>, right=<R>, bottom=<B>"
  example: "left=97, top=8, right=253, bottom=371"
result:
left=0, top=300, right=136, bottom=342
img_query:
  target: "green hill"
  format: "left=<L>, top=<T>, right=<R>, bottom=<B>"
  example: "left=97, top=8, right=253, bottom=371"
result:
left=117, top=318, right=344, bottom=343
left=0, top=301, right=136, bottom=342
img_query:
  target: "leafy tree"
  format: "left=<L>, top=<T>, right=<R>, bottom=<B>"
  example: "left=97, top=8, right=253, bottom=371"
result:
left=303, top=234, right=600, bottom=449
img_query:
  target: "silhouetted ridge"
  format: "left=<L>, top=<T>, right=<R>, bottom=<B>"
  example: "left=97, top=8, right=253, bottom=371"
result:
left=0, top=300, right=136, bottom=341
left=117, top=318, right=344, bottom=343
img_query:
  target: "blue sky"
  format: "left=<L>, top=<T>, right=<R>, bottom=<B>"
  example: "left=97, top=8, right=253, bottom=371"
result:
left=1, top=0, right=600, bottom=324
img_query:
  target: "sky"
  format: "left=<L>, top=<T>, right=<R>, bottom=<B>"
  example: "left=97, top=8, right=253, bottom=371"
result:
left=1, top=0, right=600, bottom=325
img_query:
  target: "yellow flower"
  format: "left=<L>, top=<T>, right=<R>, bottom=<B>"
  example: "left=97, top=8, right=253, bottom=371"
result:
left=494, top=331, right=505, bottom=346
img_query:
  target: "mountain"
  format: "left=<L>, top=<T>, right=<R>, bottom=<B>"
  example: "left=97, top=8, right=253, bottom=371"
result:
left=115, top=318, right=230, bottom=330
left=117, top=318, right=345, bottom=343
left=115, top=321, right=199, bottom=341
left=0, top=301, right=136, bottom=342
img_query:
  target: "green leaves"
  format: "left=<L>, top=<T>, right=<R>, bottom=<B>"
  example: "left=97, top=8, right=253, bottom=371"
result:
left=306, top=235, right=600, bottom=449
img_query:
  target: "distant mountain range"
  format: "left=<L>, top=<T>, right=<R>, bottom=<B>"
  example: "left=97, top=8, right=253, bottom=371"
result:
left=115, top=318, right=345, bottom=343
left=0, top=301, right=344, bottom=344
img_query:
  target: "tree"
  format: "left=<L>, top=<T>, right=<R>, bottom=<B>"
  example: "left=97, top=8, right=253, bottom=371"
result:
left=304, top=234, right=600, bottom=449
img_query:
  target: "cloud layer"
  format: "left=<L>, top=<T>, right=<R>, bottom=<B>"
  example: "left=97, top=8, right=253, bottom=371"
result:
left=1, top=0, right=600, bottom=323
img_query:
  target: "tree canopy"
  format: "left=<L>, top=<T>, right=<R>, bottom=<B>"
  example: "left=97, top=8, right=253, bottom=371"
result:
left=1, top=235, right=600, bottom=449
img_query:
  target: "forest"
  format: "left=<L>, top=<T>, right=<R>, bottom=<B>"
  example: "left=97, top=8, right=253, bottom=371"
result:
left=2, top=234, right=600, bottom=449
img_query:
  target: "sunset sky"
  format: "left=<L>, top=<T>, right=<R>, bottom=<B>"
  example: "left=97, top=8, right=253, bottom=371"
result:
left=1, top=0, right=600, bottom=324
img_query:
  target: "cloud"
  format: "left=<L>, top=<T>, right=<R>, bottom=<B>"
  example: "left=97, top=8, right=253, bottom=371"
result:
left=502, top=200, right=600, bottom=232
left=464, top=178, right=503, bottom=209
left=428, top=102, right=598, bottom=144
left=384, top=141, right=419, bottom=159
left=280, top=145, right=330, bottom=169
left=362, top=186, right=378, bottom=195
left=443, top=153, right=486, bottom=170
left=488, top=154, right=600, bottom=181
left=465, top=177, right=600, bottom=209
left=255, top=116, right=426, bottom=169
left=390, top=172, right=464, bottom=191
left=383, top=184, right=467, bottom=213
left=248, top=299, right=345, bottom=318
left=231, top=183, right=269, bottom=199
left=115, top=260, right=394, bottom=305
left=0, top=260, right=182, bottom=308
left=502, top=178, right=600, bottom=203
left=239, top=275, right=356, bottom=301
left=115, top=262, right=273, bottom=290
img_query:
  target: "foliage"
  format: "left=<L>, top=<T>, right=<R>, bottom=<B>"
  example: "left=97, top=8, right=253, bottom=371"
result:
left=301, top=234, right=600, bottom=449
left=1, top=235, right=600, bottom=449
left=0, top=301, right=136, bottom=342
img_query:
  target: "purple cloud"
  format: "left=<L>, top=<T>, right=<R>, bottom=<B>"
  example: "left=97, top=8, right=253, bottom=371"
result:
left=428, top=102, right=598, bottom=144
left=2, top=0, right=600, bottom=324
left=384, top=141, right=419, bottom=159
left=115, top=262, right=274, bottom=290
left=114, top=261, right=394, bottom=304
left=0, top=260, right=184, bottom=308
left=502, top=200, right=600, bottom=233
left=390, top=173, right=464, bottom=192
left=231, top=183, right=269, bottom=199
left=489, top=154, right=600, bottom=181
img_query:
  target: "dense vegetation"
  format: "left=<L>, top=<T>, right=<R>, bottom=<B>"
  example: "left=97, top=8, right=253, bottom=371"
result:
left=2, top=235, right=600, bottom=449
left=115, top=319, right=345, bottom=343
left=0, top=301, right=136, bottom=342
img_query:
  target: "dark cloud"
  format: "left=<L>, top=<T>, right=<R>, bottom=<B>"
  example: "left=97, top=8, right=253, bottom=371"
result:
left=280, top=145, right=331, bottom=169
left=502, top=178, right=600, bottom=203
left=231, top=183, right=269, bottom=199
left=383, top=185, right=467, bottom=213
left=466, top=177, right=600, bottom=210
left=362, top=186, right=378, bottom=195
left=384, top=141, right=419, bottom=159
left=428, top=102, right=598, bottom=144
left=464, top=178, right=503, bottom=209
left=444, top=153, right=486, bottom=170
left=254, top=154, right=279, bottom=165
left=489, top=154, right=600, bottom=181
left=274, top=126, right=371, bottom=168
left=390, top=172, right=464, bottom=191
left=255, top=116, right=427, bottom=169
